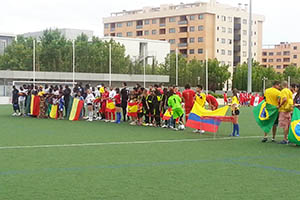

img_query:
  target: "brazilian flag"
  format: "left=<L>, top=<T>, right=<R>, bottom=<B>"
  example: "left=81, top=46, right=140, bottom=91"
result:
left=253, top=100, right=279, bottom=133
left=288, top=108, right=300, bottom=145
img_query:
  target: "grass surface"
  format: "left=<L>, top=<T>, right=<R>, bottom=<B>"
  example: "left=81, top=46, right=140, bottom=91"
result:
left=0, top=105, right=299, bottom=200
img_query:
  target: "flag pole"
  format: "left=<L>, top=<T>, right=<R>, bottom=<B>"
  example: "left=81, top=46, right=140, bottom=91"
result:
left=109, top=43, right=112, bottom=87
left=33, top=39, right=36, bottom=87
left=206, top=50, right=208, bottom=95
left=247, top=0, right=253, bottom=93
left=72, top=40, right=75, bottom=88
left=176, top=47, right=178, bottom=86
left=143, top=45, right=146, bottom=88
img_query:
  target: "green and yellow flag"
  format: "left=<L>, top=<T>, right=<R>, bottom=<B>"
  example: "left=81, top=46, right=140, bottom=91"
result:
left=288, top=108, right=300, bottom=145
left=253, top=100, right=278, bottom=133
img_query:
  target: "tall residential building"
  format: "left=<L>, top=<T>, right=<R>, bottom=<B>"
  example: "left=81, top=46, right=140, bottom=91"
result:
left=23, top=28, right=94, bottom=41
left=103, top=0, right=264, bottom=89
left=261, top=42, right=300, bottom=73
left=0, top=33, right=16, bottom=55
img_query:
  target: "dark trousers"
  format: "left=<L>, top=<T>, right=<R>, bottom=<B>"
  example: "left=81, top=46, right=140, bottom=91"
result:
left=145, top=107, right=154, bottom=124
left=121, top=103, right=128, bottom=121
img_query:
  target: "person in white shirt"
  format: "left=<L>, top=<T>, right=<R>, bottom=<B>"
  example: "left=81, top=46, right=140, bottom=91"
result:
left=18, top=86, right=27, bottom=116
left=85, top=89, right=95, bottom=121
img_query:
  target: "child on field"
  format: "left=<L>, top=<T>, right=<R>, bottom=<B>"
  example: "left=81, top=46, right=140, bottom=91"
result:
left=114, top=88, right=122, bottom=124
left=58, top=92, right=65, bottom=120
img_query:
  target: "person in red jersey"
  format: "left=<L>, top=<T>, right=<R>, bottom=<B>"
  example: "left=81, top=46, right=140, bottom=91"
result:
left=114, top=88, right=122, bottom=124
left=174, top=86, right=182, bottom=98
left=182, top=84, right=195, bottom=122
left=101, top=87, right=109, bottom=121
left=223, top=91, right=228, bottom=105
left=206, top=94, right=219, bottom=111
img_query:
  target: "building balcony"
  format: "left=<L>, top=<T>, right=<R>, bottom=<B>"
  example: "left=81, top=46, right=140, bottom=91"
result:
left=178, top=43, right=188, bottom=48
left=111, top=27, right=115, bottom=31
left=234, top=45, right=241, bottom=52
left=178, top=21, right=188, bottom=25
left=160, top=24, right=166, bottom=27
left=234, top=35, right=241, bottom=41
left=234, top=24, right=241, bottom=30
left=136, top=25, right=143, bottom=29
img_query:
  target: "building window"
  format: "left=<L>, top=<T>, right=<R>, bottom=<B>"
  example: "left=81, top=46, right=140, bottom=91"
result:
left=217, top=38, right=219, bottom=42
left=198, top=37, right=204, bottom=43
left=169, top=17, right=176, bottom=22
left=159, top=29, right=166, bottom=35
left=228, top=50, right=232, bottom=56
left=228, top=28, right=232, bottom=33
left=217, top=26, right=219, bottom=31
left=294, top=46, right=298, bottom=50
left=268, top=59, right=274, bottom=62
left=169, top=28, right=176, bottom=33
left=269, top=52, right=274, bottom=56
left=221, top=49, right=226, bottom=55
left=144, top=20, right=150, bottom=25
left=117, top=23, right=122, bottom=28
left=276, top=58, right=281, bottom=62
left=228, top=39, right=232, bottom=44
left=276, top=52, right=281, bottom=56
left=104, top=24, right=109, bottom=29
left=116, top=33, right=122, bottom=37
left=228, top=17, right=232, bottom=22
left=262, top=59, right=267, bottom=62
left=217, top=49, right=219, bottom=53
left=189, top=38, right=195, bottom=43
left=144, top=30, right=149, bottom=35
left=198, top=48, right=203, bottom=54
left=221, top=38, right=226, bottom=44
left=169, top=39, right=175, bottom=44
left=283, top=65, right=288, bottom=68
left=283, top=58, right=290, bottom=62
left=189, top=26, right=195, bottom=32
left=190, top=15, right=195, bottom=20
left=152, top=19, right=157, bottom=24
left=198, top=14, right=204, bottom=20
left=189, top=49, right=195, bottom=54
left=198, top=25, right=204, bottom=31
left=136, top=31, right=143, bottom=36
left=127, top=22, right=133, bottom=27
left=243, top=19, right=247, bottom=24
left=222, top=16, right=226, bottom=21
left=104, top=34, right=109, bottom=37
left=243, top=40, right=247, bottom=46
left=283, top=51, right=290, bottom=56
left=276, top=65, right=281, bottom=69
left=222, top=27, right=226, bottom=33
left=294, top=55, right=298, bottom=59
left=243, top=51, right=247, bottom=57
left=152, top=30, right=157, bottom=35
left=126, top=32, right=133, bottom=37
left=243, top=30, right=247, bottom=35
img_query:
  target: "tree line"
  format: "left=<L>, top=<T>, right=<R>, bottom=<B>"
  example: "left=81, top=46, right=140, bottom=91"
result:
left=0, top=29, right=296, bottom=91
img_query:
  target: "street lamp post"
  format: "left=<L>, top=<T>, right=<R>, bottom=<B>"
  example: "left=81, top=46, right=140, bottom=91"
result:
left=247, top=0, right=253, bottom=93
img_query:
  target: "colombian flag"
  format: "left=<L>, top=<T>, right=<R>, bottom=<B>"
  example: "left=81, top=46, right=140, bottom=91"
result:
left=49, top=104, right=58, bottom=119
left=288, top=108, right=300, bottom=145
left=253, top=100, right=278, bottom=133
left=106, top=99, right=116, bottom=112
left=127, top=102, right=138, bottom=117
left=68, top=98, right=84, bottom=121
left=186, top=102, right=229, bottom=133
left=162, top=108, right=172, bottom=121
left=30, top=95, right=40, bottom=116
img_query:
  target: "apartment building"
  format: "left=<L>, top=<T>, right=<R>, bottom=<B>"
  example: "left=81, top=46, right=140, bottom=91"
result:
left=0, top=33, right=15, bottom=55
left=103, top=0, right=265, bottom=88
left=261, top=42, right=300, bottom=73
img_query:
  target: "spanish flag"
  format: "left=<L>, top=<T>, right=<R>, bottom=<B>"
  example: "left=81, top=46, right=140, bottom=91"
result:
left=69, top=98, right=84, bottom=121
left=106, top=99, right=116, bottom=112
left=253, top=100, right=278, bottom=133
left=30, top=95, right=40, bottom=116
left=288, top=108, right=300, bottom=145
left=186, top=102, right=229, bottom=133
left=49, top=104, right=58, bottom=119
left=127, top=102, right=138, bottom=117
left=162, top=108, right=172, bottom=121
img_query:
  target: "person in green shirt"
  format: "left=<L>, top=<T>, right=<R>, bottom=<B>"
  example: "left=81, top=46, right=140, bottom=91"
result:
left=168, top=89, right=184, bottom=130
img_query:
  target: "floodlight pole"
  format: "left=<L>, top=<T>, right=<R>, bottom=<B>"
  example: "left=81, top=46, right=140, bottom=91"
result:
left=206, top=50, right=208, bottom=95
left=288, top=76, right=291, bottom=88
left=247, top=0, right=253, bottom=93
left=72, top=40, right=75, bottom=88
left=262, top=77, right=268, bottom=93
left=33, top=39, right=36, bottom=86
left=175, top=48, right=178, bottom=86
left=109, top=43, right=112, bottom=87
left=143, top=45, right=146, bottom=88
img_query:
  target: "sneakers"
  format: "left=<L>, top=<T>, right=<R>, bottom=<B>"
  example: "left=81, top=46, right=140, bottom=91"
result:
left=86, top=119, right=93, bottom=122
left=130, top=121, right=137, bottom=126
left=110, top=120, right=115, bottom=123
left=12, top=113, right=17, bottom=116
left=261, top=138, right=268, bottom=143
left=105, top=120, right=110, bottom=123
left=161, top=125, right=168, bottom=128
left=193, top=129, right=200, bottom=133
left=236, top=134, right=240, bottom=137
left=278, top=140, right=289, bottom=144
left=272, top=138, right=276, bottom=143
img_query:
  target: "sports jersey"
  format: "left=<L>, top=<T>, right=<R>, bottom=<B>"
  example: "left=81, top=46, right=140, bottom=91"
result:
left=264, top=87, right=281, bottom=106
left=168, top=94, right=182, bottom=109
left=175, top=91, right=182, bottom=98
left=232, top=96, right=239, bottom=105
left=224, top=93, right=228, bottom=102
left=195, top=92, right=206, bottom=107
left=206, top=94, right=219, bottom=108
left=182, top=89, right=195, bottom=108
left=114, top=94, right=121, bottom=105
left=86, top=93, right=95, bottom=104
left=279, top=88, right=293, bottom=112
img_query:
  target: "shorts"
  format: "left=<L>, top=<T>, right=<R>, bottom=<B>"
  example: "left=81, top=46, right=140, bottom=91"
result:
left=279, top=112, right=291, bottom=129
left=116, top=104, right=121, bottom=107
left=172, top=108, right=184, bottom=120
left=138, top=112, right=143, bottom=119
left=185, top=106, right=193, bottom=115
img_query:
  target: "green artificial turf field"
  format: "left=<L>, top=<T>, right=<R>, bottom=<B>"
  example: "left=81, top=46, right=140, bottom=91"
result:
left=0, top=105, right=299, bottom=200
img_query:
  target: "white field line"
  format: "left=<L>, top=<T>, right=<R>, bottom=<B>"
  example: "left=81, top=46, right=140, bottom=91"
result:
left=0, top=135, right=280, bottom=151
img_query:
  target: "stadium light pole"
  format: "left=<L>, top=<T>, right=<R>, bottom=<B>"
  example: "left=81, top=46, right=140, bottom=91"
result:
left=33, top=39, right=36, bottom=86
left=109, top=43, right=112, bottom=87
left=205, top=50, right=208, bottom=95
left=143, top=45, right=146, bottom=88
left=175, top=48, right=178, bottom=86
left=262, top=77, right=268, bottom=93
left=247, top=0, right=253, bottom=93
left=72, top=40, right=75, bottom=88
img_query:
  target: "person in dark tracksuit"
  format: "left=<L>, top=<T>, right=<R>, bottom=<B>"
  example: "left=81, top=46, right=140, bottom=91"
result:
left=120, top=82, right=129, bottom=121
left=144, top=90, right=155, bottom=126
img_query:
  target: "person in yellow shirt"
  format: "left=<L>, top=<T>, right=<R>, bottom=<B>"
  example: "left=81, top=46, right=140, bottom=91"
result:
left=262, top=81, right=281, bottom=143
left=193, top=85, right=206, bottom=133
left=278, top=81, right=293, bottom=144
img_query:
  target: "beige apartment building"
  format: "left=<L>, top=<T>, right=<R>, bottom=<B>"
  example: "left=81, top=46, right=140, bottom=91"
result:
left=103, top=0, right=264, bottom=89
left=261, top=42, right=300, bottom=73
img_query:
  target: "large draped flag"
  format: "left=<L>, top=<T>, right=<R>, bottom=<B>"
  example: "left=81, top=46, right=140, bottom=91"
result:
left=30, top=95, right=40, bottom=116
left=106, top=99, right=116, bottom=112
left=288, top=108, right=300, bottom=145
left=253, top=100, right=278, bottom=133
left=68, top=98, right=84, bottom=121
left=162, top=108, right=172, bottom=121
left=186, top=103, right=229, bottom=133
left=127, top=102, right=138, bottom=117
left=250, top=95, right=264, bottom=107
left=49, top=104, right=58, bottom=119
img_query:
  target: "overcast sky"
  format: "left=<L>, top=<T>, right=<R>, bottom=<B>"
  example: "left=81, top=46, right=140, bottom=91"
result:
left=1, top=0, right=298, bottom=45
